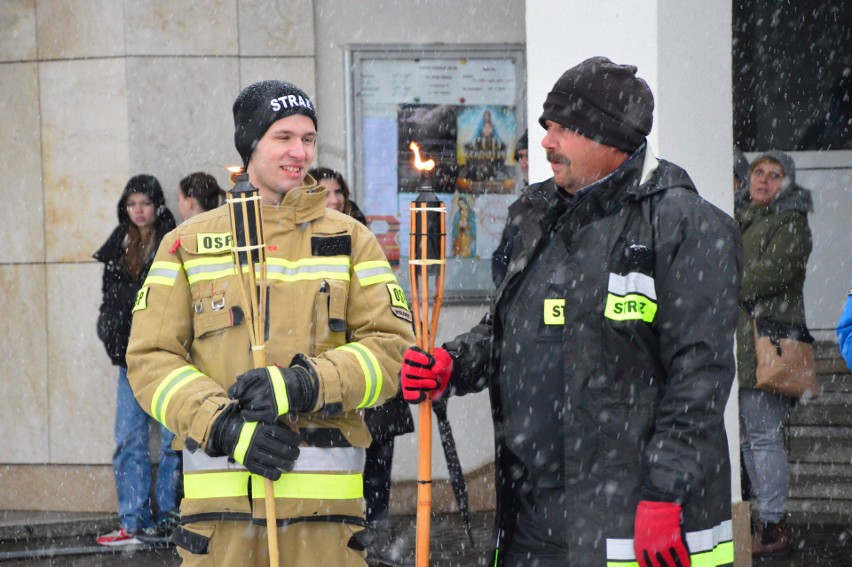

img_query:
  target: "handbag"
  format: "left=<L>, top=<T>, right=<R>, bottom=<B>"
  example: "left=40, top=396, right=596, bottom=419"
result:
left=753, top=318, right=819, bottom=399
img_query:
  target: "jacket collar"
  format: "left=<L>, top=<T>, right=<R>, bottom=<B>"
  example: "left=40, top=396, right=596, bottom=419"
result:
left=266, top=174, right=328, bottom=224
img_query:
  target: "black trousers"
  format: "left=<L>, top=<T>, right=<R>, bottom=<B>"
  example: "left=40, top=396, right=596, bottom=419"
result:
left=363, top=438, right=395, bottom=522
left=503, top=484, right=570, bottom=566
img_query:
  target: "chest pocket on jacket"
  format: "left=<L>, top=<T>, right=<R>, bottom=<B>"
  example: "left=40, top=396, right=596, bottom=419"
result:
left=537, top=283, right=570, bottom=341
left=314, top=278, right=348, bottom=355
left=182, top=251, right=245, bottom=340
left=190, top=280, right=245, bottom=340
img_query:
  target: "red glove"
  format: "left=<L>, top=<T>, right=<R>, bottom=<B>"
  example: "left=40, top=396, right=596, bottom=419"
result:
left=634, top=501, right=690, bottom=567
left=400, top=346, right=453, bottom=403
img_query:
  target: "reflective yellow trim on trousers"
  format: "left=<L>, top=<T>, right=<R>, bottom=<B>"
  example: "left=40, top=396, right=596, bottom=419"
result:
left=183, top=471, right=363, bottom=501
left=183, top=471, right=251, bottom=499
left=252, top=472, right=364, bottom=500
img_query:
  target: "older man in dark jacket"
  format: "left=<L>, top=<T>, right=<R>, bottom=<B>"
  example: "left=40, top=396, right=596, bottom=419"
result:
left=401, top=57, right=742, bottom=567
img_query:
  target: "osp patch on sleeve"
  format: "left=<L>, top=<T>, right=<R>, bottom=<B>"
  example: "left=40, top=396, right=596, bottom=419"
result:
left=386, top=283, right=412, bottom=322
left=196, top=232, right=232, bottom=254
left=132, top=286, right=150, bottom=313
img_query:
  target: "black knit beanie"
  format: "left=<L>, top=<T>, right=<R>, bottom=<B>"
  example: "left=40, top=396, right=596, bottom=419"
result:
left=538, top=56, right=654, bottom=153
left=233, top=80, right=318, bottom=167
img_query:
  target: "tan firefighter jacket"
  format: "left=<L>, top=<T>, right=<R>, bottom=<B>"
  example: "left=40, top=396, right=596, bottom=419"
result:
left=126, top=179, right=415, bottom=524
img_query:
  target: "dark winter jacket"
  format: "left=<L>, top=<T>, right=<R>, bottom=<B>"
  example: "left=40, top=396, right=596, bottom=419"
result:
left=94, top=175, right=176, bottom=366
left=734, top=183, right=812, bottom=389
left=445, top=145, right=742, bottom=565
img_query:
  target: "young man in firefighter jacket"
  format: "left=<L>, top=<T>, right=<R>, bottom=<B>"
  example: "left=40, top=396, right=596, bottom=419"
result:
left=127, top=80, right=415, bottom=566
left=401, top=57, right=743, bottom=567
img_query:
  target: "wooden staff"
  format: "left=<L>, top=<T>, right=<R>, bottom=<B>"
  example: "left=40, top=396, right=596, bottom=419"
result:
left=227, top=172, right=279, bottom=567
left=408, top=186, right=446, bottom=567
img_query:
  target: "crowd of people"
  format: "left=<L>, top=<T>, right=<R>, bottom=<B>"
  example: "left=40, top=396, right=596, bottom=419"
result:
left=90, top=56, right=849, bottom=567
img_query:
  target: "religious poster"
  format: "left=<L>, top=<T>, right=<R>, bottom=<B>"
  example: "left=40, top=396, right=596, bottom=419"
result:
left=455, top=105, right=517, bottom=194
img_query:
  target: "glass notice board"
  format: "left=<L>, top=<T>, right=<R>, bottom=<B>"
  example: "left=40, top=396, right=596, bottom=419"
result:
left=347, top=45, right=527, bottom=301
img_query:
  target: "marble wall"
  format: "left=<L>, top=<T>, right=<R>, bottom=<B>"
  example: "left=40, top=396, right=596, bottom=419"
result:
left=0, top=0, right=316, bottom=511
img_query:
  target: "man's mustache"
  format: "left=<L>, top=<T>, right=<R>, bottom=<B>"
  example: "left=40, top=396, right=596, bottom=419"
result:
left=546, top=150, right=570, bottom=166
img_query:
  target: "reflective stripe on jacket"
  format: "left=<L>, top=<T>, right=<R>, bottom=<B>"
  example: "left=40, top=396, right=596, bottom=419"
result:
left=182, top=448, right=366, bottom=501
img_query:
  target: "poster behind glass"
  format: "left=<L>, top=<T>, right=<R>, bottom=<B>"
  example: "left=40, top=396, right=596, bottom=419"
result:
left=357, top=55, right=524, bottom=297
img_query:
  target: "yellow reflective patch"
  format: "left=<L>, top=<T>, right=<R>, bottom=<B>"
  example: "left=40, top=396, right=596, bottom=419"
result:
left=604, top=293, right=657, bottom=322
left=543, top=299, right=565, bottom=325
left=196, top=232, right=233, bottom=254
left=233, top=422, right=257, bottom=465
left=268, top=365, right=290, bottom=416
left=386, top=283, right=409, bottom=310
left=183, top=471, right=250, bottom=499
left=252, top=472, right=364, bottom=500
left=132, top=286, right=150, bottom=313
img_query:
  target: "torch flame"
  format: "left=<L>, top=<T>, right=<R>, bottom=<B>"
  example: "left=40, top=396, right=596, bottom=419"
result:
left=409, top=142, right=435, bottom=172
left=226, top=165, right=244, bottom=188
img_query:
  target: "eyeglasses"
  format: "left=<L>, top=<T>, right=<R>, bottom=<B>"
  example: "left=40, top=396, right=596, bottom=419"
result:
left=751, top=168, right=784, bottom=181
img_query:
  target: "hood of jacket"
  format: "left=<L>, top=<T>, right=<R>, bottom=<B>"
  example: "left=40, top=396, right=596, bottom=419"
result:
left=94, top=175, right=176, bottom=264
left=571, top=143, right=698, bottom=210
left=117, top=174, right=173, bottom=226
left=735, top=182, right=813, bottom=218
left=734, top=149, right=813, bottom=216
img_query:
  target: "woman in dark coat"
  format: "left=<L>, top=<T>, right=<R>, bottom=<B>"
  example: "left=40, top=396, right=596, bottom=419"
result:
left=735, top=151, right=813, bottom=558
left=94, top=174, right=179, bottom=545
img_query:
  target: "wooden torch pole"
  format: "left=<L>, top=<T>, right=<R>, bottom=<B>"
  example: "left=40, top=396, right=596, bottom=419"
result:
left=227, top=173, right=279, bottom=567
left=409, top=179, right=446, bottom=567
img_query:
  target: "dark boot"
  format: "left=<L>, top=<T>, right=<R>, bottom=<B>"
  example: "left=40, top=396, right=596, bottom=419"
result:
left=752, top=516, right=791, bottom=558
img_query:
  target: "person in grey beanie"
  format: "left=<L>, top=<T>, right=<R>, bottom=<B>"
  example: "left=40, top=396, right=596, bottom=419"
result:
left=735, top=149, right=813, bottom=558
left=400, top=56, right=742, bottom=566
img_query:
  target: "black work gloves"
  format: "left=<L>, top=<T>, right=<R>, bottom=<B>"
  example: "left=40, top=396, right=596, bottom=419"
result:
left=205, top=404, right=300, bottom=480
left=228, top=365, right=317, bottom=422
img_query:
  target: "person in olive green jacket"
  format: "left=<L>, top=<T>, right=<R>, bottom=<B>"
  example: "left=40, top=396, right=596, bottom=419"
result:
left=735, top=150, right=813, bottom=559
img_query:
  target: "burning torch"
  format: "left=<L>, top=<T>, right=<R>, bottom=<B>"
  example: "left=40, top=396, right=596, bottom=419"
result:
left=226, top=171, right=280, bottom=567
left=408, top=142, right=447, bottom=567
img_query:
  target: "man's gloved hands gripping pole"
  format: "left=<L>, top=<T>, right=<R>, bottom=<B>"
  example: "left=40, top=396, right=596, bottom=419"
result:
left=205, top=363, right=318, bottom=480
left=400, top=346, right=453, bottom=403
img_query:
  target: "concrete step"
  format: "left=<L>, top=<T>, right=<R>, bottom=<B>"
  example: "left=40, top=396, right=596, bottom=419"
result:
left=0, top=511, right=115, bottom=542
left=789, top=462, right=852, bottom=499
left=781, top=345, right=852, bottom=524
left=813, top=373, right=852, bottom=392
left=786, top=497, right=852, bottom=525
left=814, top=340, right=845, bottom=361
left=787, top=426, right=852, bottom=463
left=789, top=392, right=852, bottom=427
